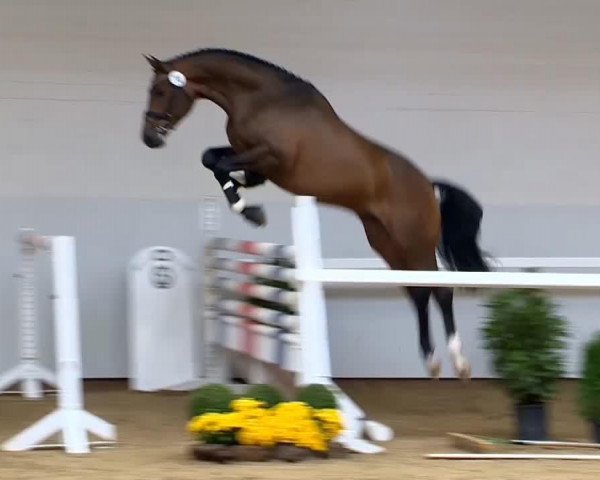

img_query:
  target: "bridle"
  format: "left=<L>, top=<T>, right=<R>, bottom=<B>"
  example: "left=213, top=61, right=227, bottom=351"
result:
left=145, top=70, right=192, bottom=134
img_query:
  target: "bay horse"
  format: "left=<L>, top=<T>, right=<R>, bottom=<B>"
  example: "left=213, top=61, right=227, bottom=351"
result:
left=140, top=48, right=490, bottom=380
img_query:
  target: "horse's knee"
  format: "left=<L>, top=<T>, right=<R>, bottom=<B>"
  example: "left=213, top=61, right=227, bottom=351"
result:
left=201, top=149, right=218, bottom=169
left=243, top=171, right=267, bottom=188
left=201, top=146, right=234, bottom=170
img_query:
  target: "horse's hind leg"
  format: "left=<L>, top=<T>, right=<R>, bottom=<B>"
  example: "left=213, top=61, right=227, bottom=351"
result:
left=360, top=215, right=441, bottom=378
left=406, top=250, right=471, bottom=381
left=406, top=286, right=441, bottom=378
left=403, top=251, right=448, bottom=379
left=432, top=287, right=471, bottom=381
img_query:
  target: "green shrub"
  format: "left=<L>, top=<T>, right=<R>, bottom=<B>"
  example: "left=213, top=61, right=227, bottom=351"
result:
left=244, top=384, right=285, bottom=407
left=482, top=289, right=568, bottom=405
left=579, top=333, right=600, bottom=421
left=189, top=383, right=235, bottom=419
left=296, top=384, right=338, bottom=409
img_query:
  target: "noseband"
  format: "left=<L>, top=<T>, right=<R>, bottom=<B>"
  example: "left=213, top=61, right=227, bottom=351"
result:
left=145, top=70, right=191, bottom=133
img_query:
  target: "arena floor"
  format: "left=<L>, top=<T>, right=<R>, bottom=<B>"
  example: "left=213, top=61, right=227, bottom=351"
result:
left=1, top=379, right=599, bottom=479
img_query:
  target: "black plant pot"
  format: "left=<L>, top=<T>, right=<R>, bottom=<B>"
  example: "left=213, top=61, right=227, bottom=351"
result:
left=515, top=402, right=547, bottom=440
left=593, top=421, right=600, bottom=444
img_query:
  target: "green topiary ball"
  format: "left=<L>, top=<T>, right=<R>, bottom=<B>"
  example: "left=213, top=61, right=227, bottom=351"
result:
left=579, top=333, right=600, bottom=422
left=296, top=384, right=338, bottom=409
left=244, top=384, right=285, bottom=408
left=189, top=383, right=235, bottom=419
left=482, top=288, right=568, bottom=405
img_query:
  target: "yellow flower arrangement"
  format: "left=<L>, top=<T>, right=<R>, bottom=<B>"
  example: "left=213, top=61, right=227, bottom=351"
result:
left=187, top=397, right=344, bottom=453
left=231, top=398, right=265, bottom=412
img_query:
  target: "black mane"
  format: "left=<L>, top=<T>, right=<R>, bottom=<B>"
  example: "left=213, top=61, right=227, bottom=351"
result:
left=166, top=48, right=311, bottom=85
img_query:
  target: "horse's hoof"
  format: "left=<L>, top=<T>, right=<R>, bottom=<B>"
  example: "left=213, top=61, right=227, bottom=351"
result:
left=455, top=360, right=471, bottom=382
left=242, top=206, right=267, bottom=227
left=427, top=356, right=441, bottom=379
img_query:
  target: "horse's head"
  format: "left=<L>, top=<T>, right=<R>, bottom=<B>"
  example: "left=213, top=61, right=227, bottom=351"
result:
left=141, top=55, right=195, bottom=148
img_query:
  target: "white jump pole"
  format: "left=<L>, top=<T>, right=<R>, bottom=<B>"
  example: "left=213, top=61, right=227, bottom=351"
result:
left=2, top=236, right=117, bottom=454
left=0, top=229, right=57, bottom=399
left=292, top=196, right=394, bottom=454
left=291, top=197, right=333, bottom=386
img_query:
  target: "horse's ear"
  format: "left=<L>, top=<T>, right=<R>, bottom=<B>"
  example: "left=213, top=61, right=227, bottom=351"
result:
left=143, top=54, right=168, bottom=74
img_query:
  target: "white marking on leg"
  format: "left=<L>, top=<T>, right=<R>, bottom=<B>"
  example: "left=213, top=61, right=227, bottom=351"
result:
left=448, top=333, right=462, bottom=358
left=222, top=181, right=234, bottom=190
left=231, top=198, right=246, bottom=213
left=448, top=333, right=470, bottom=379
left=230, top=170, right=247, bottom=185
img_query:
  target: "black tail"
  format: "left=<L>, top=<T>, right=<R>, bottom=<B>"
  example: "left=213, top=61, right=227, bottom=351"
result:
left=432, top=180, right=491, bottom=272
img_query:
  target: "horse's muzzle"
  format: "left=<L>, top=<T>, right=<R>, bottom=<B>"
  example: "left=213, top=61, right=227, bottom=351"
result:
left=142, top=128, right=166, bottom=149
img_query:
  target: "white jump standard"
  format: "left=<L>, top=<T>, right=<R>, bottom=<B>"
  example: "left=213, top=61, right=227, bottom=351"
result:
left=201, top=196, right=394, bottom=454
left=2, top=234, right=117, bottom=454
left=0, top=229, right=57, bottom=399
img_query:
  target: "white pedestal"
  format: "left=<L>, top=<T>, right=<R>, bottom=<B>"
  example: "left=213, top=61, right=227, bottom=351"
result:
left=0, top=362, right=57, bottom=399
left=2, top=409, right=117, bottom=454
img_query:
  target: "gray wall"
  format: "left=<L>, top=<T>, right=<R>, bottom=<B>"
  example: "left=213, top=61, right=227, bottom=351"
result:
left=1, top=0, right=600, bottom=205
left=1, top=1, right=600, bottom=380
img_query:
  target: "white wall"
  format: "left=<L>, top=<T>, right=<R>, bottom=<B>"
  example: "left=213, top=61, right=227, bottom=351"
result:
left=1, top=0, right=600, bottom=204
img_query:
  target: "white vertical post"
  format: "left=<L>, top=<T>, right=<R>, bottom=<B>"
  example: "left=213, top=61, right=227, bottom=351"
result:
left=51, top=236, right=85, bottom=413
left=19, top=239, right=46, bottom=398
left=199, top=196, right=228, bottom=386
left=291, top=196, right=393, bottom=454
left=0, top=229, right=56, bottom=399
left=200, top=250, right=228, bottom=385
left=291, top=196, right=332, bottom=385
left=2, top=236, right=117, bottom=454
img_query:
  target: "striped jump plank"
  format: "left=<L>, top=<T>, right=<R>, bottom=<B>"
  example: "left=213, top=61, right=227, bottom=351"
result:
left=208, top=257, right=296, bottom=284
left=214, top=316, right=242, bottom=352
left=214, top=299, right=299, bottom=331
left=246, top=322, right=300, bottom=371
left=213, top=316, right=300, bottom=372
left=207, top=238, right=295, bottom=261
left=212, top=276, right=298, bottom=308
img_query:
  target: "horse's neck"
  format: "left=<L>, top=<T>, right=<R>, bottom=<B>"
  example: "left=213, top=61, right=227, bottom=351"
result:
left=186, top=56, right=283, bottom=116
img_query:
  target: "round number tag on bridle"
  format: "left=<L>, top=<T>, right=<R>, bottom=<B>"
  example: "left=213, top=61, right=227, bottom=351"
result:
left=168, top=70, right=187, bottom=88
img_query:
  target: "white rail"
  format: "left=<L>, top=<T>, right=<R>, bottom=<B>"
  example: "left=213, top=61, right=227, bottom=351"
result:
left=300, top=269, right=600, bottom=289
left=323, top=257, right=600, bottom=270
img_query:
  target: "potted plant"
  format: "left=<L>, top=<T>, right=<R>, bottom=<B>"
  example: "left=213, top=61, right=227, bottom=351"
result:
left=578, top=333, right=600, bottom=443
left=482, top=288, right=568, bottom=440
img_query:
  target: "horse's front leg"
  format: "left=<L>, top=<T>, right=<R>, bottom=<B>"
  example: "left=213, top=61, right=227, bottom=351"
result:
left=201, top=146, right=268, bottom=227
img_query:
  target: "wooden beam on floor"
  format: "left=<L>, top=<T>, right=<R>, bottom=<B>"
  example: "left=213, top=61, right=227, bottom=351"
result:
left=446, top=433, right=497, bottom=453
left=509, top=439, right=600, bottom=449
left=426, top=453, right=600, bottom=460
